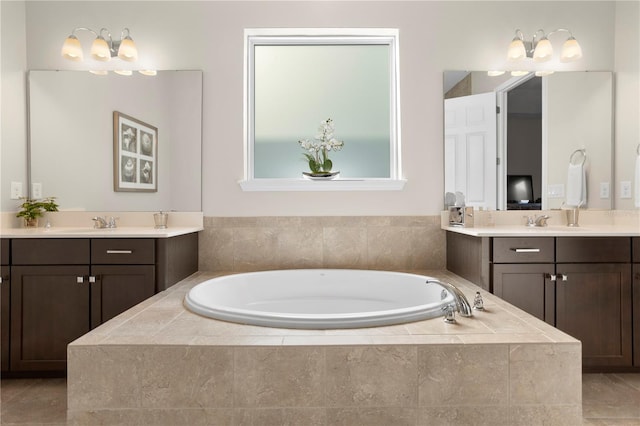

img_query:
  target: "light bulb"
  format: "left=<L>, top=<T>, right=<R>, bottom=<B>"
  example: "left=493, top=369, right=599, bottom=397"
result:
left=561, top=37, right=583, bottom=62
left=510, top=70, right=529, bottom=77
left=507, top=37, right=527, bottom=61
left=533, top=37, right=553, bottom=62
left=61, top=35, right=83, bottom=61
left=114, top=69, right=133, bottom=76
left=138, top=70, right=157, bottom=76
left=90, top=36, right=111, bottom=62
left=89, top=70, right=109, bottom=75
left=117, top=37, right=138, bottom=62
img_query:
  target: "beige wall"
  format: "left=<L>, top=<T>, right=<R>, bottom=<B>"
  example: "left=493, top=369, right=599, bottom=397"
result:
left=2, top=1, right=634, bottom=216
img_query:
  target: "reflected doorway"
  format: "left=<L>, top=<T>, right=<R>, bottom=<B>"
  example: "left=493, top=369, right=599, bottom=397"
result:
left=505, top=78, right=542, bottom=210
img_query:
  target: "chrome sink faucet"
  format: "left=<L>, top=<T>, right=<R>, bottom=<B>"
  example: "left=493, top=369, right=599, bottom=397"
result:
left=524, top=215, right=550, bottom=227
left=92, top=216, right=107, bottom=229
left=92, top=216, right=119, bottom=229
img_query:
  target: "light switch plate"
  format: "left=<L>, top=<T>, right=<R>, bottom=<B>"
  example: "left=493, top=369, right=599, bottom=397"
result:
left=620, top=181, right=632, bottom=199
left=32, top=182, right=42, bottom=199
left=547, top=184, right=565, bottom=198
left=10, top=181, right=23, bottom=200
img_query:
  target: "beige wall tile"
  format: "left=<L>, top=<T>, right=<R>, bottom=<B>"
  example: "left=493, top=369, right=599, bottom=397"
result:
left=325, top=346, right=418, bottom=407
left=418, top=344, right=509, bottom=407
left=198, top=227, right=234, bottom=271
left=509, top=405, right=582, bottom=425
left=68, top=346, right=234, bottom=411
left=326, top=407, right=417, bottom=425
left=417, top=406, right=510, bottom=425
left=234, top=408, right=326, bottom=426
left=509, top=343, right=582, bottom=405
left=234, top=347, right=325, bottom=407
left=198, top=215, right=445, bottom=272
left=322, top=227, right=368, bottom=268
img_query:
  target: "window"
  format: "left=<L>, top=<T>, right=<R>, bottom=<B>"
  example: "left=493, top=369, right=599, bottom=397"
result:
left=241, top=28, right=404, bottom=191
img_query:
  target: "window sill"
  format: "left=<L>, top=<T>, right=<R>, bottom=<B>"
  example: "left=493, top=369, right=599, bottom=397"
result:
left=239, top=178, right=407, bottom=192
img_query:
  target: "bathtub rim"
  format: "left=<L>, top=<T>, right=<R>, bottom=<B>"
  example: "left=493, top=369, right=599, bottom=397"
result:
left=183, top=268, right=454, bottom=329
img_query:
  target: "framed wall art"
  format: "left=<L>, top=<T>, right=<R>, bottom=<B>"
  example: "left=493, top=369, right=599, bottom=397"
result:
left=113, top=111, right=158, bottom=192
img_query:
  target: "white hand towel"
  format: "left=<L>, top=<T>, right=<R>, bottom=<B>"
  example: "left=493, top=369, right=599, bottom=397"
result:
left=566, top=162, right=586, bottom=207
left=635, top=154, right=640, bottom=208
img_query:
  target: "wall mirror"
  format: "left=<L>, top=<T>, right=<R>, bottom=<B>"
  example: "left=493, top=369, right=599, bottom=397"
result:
left=28, top=70, right=202, bottom=211
left=242, top=28, right=401, bottom=190
left=444, top=70, right=613, bottom=211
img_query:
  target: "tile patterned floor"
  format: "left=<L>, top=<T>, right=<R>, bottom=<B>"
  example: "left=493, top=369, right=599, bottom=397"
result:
left=1, top=374, right=639, bottom=425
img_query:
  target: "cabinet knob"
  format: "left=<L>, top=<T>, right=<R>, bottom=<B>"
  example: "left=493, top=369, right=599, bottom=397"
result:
left=89, top=276, right=97, bottom=283
left=547, top=274, right=557, bottom=281
left=76, top=276, right=84, bottom=283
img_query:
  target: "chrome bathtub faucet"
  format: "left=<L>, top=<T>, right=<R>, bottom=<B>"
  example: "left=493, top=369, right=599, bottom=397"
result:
left=427, top=279, right=473, bottom=320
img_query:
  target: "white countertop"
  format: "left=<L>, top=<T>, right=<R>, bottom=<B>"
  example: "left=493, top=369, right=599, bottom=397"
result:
left=0, top=226, right=203, bottom=239
left=443, top=224, right=640, bottom=237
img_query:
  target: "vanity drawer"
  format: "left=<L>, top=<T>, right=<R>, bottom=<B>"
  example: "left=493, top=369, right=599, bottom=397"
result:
left=12, top=239, right=90, bottom=265
left=492, top=237, right=554, bottom=263
left=556, top=237, right=630, bottom=263
left=91, top=239, right=155, bottom=265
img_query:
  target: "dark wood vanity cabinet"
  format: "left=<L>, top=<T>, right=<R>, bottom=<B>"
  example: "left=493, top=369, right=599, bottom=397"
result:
left=1, top=239, right=10, bottom=373
left=89, top=239, right=155, bottom=326
left=448, top=232, right=636, bottom=370
left=555, top=238, right=632, bottom=368
left=10, top=239, right=91, bottom=372
left=492, top=237, right=556, bottom=324
left=7, top=237, right=171, bottom=374
left=633, top=237, right=640, bottom=367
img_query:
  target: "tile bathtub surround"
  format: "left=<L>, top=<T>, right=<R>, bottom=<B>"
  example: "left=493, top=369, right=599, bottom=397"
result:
left=198, top=216, right=446, bottom=272
left=67, top=271, right=582, bottom=425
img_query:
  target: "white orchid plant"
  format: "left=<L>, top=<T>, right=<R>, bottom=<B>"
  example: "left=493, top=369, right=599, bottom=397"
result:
left=298, top=118, right=345, bottom=174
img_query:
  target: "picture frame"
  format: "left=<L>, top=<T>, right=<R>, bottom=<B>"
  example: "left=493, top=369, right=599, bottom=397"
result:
left=113, top=111, right=158, bottom=192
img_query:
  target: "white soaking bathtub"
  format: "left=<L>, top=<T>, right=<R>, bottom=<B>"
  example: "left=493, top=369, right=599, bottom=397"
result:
left=184, top=269, right=456, bottom=329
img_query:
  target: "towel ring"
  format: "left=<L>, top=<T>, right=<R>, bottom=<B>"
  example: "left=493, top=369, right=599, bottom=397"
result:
left=570, top=149, right=587, bottom=166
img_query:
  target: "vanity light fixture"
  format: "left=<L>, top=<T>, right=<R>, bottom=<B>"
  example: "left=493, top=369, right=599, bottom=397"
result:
left=507, top=28, right=582, bottom=63
left=61, top=27, right=138, bottom=63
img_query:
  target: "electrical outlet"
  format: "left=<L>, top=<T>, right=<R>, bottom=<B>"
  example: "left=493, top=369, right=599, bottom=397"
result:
left=620, top=181, right=632, bottom=199
left=600, top=182, right=610, bottom=199
left=32, top=182, right=42, bottom=199
left=10, top=182, right=23, bottom=200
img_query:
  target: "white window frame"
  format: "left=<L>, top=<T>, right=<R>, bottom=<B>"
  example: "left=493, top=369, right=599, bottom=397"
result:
left=240, top=28, right=405, bottom=191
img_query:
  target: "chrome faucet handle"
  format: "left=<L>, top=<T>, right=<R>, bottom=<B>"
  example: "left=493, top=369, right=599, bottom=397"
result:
left=523, top=216, right=535, bottom=227
left=442, top=304, right=456, bottom=324
left=107, top=216, right=119, bottom=228
left=473, top=292, right=484, bottom=310
left=534, top=215, right=550, bottom=227
left=92, top=216, right=107, bottom=229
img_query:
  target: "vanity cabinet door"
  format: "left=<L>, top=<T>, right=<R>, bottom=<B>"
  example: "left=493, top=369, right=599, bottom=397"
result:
left=634, top=264, right=640, bottom=367
left=90, top=265, right=155, bottom=327
left=555, top=263, right=632, bottom=368
left=1, top=264, right=10, bottom=373
left=10, top=265, right=90, bottom=372
left=493, top=263, right=556, bottom=324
